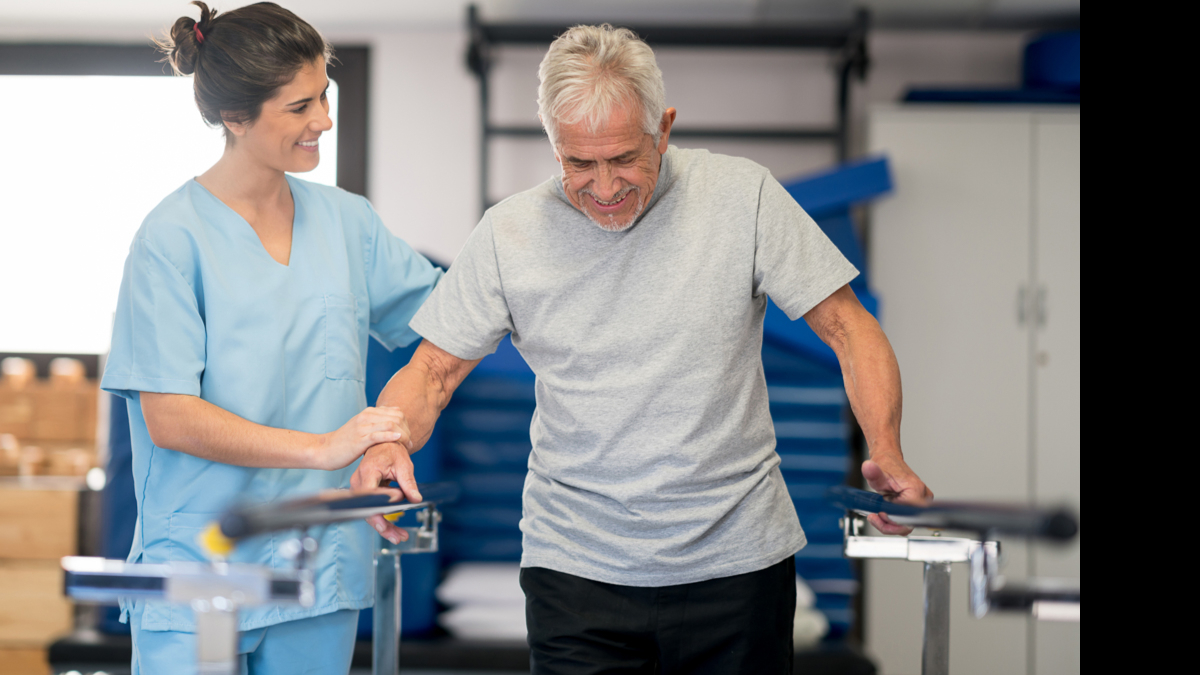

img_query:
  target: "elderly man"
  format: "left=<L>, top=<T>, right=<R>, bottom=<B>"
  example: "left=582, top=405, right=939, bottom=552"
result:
left=354, top=24, right=930, bottom=674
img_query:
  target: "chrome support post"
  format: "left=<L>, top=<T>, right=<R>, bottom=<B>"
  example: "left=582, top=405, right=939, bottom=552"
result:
left=373, top=551, right=402, bottom=675
left=193, top=599, right=240, bottom=675
left=968, top=538, right=997, bottom=618
left=372, top=505, right=442, bottom=675
left=922, top=561, right=952, bottom=675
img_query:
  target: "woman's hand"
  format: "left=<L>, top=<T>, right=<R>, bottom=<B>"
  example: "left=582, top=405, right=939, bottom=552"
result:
left=315, top=406, right=411, bottom=471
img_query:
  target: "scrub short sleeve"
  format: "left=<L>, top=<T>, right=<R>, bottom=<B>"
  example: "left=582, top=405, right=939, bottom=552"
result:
left=362, top=202, right=444, bottom=351
left=408, top=215, right=513, bottom=361
left=101, top=237, right=206, bottom=400
left=752, top=174, right=860, bottom=320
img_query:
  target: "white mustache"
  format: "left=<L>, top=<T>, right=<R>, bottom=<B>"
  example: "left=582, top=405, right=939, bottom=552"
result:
left=580, top=187, right=636, bottom=206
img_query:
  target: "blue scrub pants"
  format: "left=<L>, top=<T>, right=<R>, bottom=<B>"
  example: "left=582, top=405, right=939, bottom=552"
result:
left=129, top=604, right=359, bottom=675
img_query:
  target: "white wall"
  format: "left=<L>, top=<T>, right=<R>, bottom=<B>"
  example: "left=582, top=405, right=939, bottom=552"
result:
left=363, top=27, right=478, bottom=264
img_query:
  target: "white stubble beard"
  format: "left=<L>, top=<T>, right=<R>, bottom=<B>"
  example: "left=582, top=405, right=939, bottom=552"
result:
left=573, top=183, right=646, bottom=233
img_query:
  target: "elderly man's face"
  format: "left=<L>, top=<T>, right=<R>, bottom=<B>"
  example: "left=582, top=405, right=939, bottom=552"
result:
left=555, top=103, right=676, bottom=232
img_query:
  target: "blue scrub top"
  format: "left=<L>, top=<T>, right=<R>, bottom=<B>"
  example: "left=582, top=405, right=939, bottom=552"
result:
left=101, top=176, right=442, bottom=632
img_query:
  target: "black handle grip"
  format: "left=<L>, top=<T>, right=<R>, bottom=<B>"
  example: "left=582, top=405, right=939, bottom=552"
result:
left=826, top=486, right=1078, bottom=541
left=220, top=482, right=460, bottom=539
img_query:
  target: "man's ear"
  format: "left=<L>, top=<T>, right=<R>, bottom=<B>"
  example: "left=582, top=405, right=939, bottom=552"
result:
left=657, top=107, right=677, bottom=154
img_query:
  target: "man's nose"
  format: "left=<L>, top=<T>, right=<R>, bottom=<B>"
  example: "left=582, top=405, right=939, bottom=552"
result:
left=594, top=163, right=621, bottom=198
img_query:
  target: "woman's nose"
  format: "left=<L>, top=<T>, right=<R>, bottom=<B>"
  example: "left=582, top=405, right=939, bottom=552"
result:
left=314, top=109, right=333, bottom=132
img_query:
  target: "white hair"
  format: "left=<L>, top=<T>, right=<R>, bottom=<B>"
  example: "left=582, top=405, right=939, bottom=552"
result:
left=537, top=24, right=667, bottom=147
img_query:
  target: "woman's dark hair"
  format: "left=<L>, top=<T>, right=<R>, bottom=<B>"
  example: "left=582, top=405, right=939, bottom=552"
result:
left=156, top=1, right=333, bottom=133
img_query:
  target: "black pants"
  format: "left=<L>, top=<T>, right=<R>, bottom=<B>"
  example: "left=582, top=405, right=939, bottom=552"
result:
left=521, top=557, right=796, bottom=675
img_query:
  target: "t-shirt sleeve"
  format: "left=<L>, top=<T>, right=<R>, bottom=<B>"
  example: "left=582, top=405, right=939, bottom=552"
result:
left=752, top=173, right=860, bottom=320
left=407, top=215, right=514, bottom=360
left=361, top=199, right=445, bottom=351
left=100, top=237, right=206, bottom=400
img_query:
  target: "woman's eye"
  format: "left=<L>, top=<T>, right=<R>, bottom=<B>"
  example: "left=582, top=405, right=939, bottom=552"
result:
left=293, top=105, right=307, bottom=113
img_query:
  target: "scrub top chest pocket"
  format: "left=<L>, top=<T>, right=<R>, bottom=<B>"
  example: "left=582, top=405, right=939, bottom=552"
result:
left=324, top=293, right=365, bottom=382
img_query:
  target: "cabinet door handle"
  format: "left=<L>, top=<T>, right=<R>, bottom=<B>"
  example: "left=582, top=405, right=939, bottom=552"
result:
left=1036, top=286, right=1047, bottom=328
left=1018, top=285, right=1028, bottom=327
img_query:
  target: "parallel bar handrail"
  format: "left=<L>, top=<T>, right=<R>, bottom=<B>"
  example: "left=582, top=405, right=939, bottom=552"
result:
left=219, top=482, right=461, bottom=539
left=826, top=486, right=1078, bottom=541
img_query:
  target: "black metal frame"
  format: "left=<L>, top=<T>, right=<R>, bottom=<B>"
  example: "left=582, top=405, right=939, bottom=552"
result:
left=465, top=4, right=870, bottom=214
left=0, top=42, right=370, bottom=197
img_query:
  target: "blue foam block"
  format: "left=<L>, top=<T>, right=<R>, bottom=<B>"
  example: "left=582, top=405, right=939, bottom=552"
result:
left=1024, top=30, right=1080, bottom=92
left=782, top=156, right=893, bottom=220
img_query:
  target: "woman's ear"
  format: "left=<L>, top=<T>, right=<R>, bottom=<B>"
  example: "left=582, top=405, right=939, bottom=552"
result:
left=222, top=114, right=247, bottom=138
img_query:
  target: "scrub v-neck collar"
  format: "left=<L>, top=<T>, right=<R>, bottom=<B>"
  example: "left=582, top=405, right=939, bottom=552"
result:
left=190, top=175, right=301, bottom=269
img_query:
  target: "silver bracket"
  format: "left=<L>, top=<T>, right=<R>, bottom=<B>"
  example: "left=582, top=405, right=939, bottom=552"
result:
left=837, top=511, right=1078, bottom=675
left=62, top=556, right=312, bottom=675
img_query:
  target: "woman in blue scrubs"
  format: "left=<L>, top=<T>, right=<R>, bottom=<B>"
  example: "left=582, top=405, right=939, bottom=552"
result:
left=100, top=3, right=438, bottom=672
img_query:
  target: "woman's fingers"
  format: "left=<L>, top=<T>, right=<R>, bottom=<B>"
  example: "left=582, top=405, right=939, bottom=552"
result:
left=361, top=406, right=406, bottom=423
left=352, top=410, right=412, bottom=450
left=367, top=430, right=406, bottom=447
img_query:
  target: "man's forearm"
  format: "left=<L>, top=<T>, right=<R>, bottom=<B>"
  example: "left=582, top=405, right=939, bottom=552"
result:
left=837, top=315, right=904, bottom=461
left=375, top=341, right=479, bottom=453
left=806, top=285, right=904, bottom=461
left=376, top=362, right=447, bottom=453
left=807, top=285, right=930, bottom=520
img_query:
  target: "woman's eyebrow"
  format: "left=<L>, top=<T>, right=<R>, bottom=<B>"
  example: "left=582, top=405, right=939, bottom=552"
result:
left=285, top=81, right=330, bottom=106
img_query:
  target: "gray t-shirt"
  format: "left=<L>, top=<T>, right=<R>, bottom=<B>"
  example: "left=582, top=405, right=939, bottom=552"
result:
left=410, top=146, right=858, bottom=586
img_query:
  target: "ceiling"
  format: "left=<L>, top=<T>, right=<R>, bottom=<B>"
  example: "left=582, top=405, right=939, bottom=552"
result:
left=0, top=0, right=1080, bottom=38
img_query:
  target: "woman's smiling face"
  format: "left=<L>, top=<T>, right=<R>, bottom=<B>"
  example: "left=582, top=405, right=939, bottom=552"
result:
left=225, top=57, right=332, bottom=174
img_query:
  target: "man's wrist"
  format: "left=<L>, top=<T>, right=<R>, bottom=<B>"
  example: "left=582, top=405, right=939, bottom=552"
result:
left=867, top=444, right=904, bottom=463
left=368, top=440, right=408, bottom=457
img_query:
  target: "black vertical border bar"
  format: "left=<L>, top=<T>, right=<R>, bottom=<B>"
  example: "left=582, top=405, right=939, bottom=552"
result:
left=331, top=45, right=369, bottom=198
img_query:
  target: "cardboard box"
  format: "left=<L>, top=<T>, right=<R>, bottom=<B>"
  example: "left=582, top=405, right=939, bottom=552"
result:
left=0, top=645, right=51, bottom=675
left=0, top=488, right=78, bottom=560
left=0, top=373, right=98, bottom=444
left=0, top=388, right=34, bottom=440
left=0, top=560, right=73, bottom=645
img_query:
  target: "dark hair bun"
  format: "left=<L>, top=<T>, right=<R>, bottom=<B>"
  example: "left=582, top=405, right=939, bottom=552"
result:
left=161, top=1, right=218, bottom=76
left=154, top=1, right=331, bottom=133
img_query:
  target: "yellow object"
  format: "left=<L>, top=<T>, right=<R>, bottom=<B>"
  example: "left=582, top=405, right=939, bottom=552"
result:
left=384, top=511, right=404, bottom=522
left=199, top=523, right=235, bottom=557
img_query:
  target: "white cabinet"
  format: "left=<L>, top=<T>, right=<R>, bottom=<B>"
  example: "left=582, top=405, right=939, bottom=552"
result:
left=865, top=106, right=1080, bottom=675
